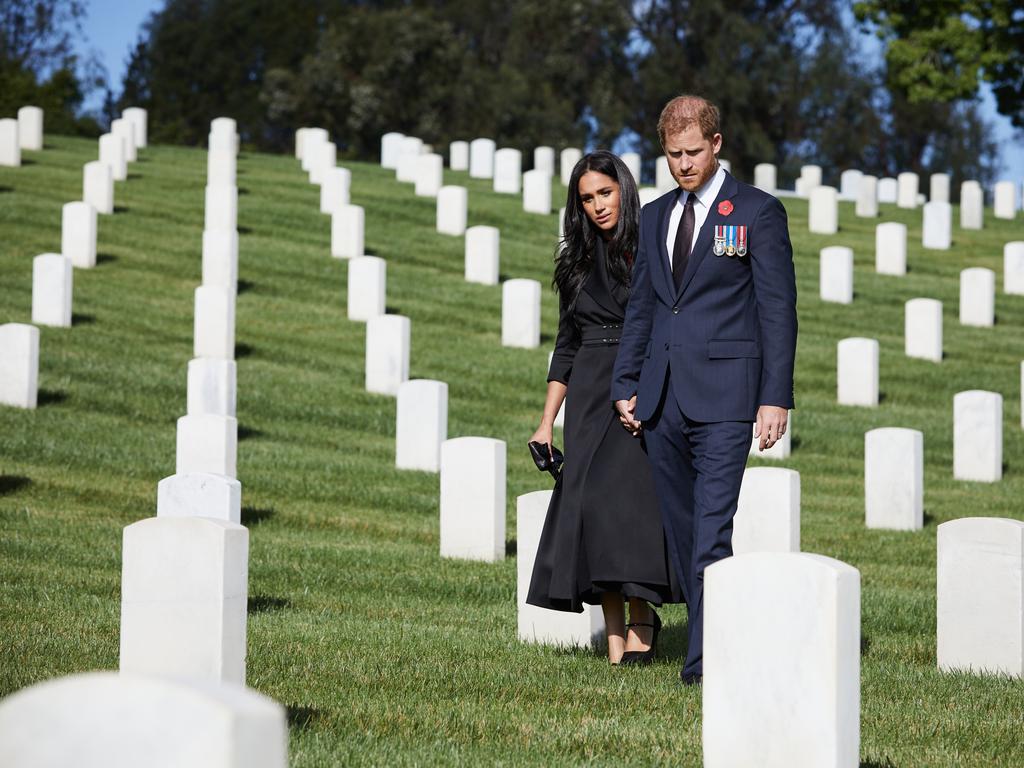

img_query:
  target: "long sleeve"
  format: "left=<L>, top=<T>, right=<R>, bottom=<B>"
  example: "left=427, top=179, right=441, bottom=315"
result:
left=611, top=209, right=655, bottom=402
left=547, top=290, right=581, bottom=384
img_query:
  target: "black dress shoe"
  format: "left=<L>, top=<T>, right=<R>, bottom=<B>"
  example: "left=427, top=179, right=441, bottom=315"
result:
left=679, top=671, right=702, bottom=686
left=619, top=610, right=661, bottom=666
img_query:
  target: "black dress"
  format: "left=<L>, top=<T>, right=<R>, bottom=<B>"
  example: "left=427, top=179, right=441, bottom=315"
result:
left=527, top=240, right=682, bottom=612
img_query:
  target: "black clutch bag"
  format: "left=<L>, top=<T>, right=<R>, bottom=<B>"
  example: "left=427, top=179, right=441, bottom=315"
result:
left=528, top=441, right=564, bottom=479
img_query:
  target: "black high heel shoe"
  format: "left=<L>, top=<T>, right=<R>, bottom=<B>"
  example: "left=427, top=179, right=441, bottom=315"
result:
left=618, top=609, right=661, bottom=666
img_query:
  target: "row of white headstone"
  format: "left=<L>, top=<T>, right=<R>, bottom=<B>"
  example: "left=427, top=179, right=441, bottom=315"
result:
left=0, top=106, right=44, bottom=166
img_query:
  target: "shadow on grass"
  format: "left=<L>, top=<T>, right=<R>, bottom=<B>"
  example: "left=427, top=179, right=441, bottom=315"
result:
left=286, top=705, right=321, bottom=731
left=923, top=510, right=935, bottom=527
left=238, top=424, right=265, bottom=441
left=72, top=313, right=96, bottom=325
left=238, top=226, right=253, bottom=235
left=96, top=253, right=117, bottom=265
left=0, top=476, right=31, bottom=496
left=540, top=332, right=555, bottom=344
left=238, top=187, right=249, bottom=195
left=0, top=185, right=12, bottom=193
left=385, top=305, right=402, bottom=314
left=861, top=635, right=872, bottom=656
left=861, top=760, right=897, bottom=768
left=237, top=279, right=254, bottom=295
left=127, top=172, right=143, bottom=181
left=235, top=343, right=254, bottom=359
left=790, top=436, right=802, bottom=450
left=248, top=595, right=290, bottom=613
left=505, top=538, right=517, bottom=556
left=37, top=389, right=68, bottom=407
left=242, top=506, right=275, bottom=525
left=19, top=158, right=36, bottom=166
left=113, top=205, right=130, bottom=214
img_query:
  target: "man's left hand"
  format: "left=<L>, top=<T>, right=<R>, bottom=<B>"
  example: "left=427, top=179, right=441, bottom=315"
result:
left=754, top=406, right=788, bottom=452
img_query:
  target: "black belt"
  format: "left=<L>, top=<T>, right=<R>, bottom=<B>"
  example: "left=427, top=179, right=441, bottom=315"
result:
left=580, top=324, right=622, bottom=346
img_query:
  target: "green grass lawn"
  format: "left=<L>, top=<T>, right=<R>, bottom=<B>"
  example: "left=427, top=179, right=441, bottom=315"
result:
left=2, top=135, right=1023, bottom=766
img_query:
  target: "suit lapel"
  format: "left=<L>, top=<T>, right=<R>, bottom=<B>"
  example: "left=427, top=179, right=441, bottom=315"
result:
left=583, top=239, right=626, bottom=316
left=652, top=191, right=679, bottom=304
left=677, top=172, right=739, bottom=298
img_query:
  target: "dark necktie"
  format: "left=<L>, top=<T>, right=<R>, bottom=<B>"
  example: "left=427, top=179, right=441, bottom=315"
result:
left=673, top=192, right=695, bottom=291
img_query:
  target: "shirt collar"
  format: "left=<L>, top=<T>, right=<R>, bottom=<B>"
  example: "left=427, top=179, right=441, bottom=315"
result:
left=680, top=163, right=727, bottom=209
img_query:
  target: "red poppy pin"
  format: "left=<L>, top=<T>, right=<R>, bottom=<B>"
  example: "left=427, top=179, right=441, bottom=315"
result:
left=718, top=200, right=734, bottom=216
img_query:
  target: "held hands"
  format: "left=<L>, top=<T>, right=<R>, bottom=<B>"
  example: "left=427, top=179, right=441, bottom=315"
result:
left=615, top=396, right=642, bottom=437
left=530, top=423, right=554, bottom=458
left=754, top=405, right=788, bottom=452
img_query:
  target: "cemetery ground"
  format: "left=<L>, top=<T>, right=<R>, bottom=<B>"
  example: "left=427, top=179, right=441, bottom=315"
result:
left=2, top=136, right=1024, bottom=767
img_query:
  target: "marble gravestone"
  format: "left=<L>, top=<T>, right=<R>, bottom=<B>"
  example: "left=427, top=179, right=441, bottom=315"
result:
left=517, top=490, right=605, bottom=647
left=638, top=187, right=661, bottom=207
left=875, top=222, right=906, bottom=276
left=877, top=177, right=898, bottom=204
left=922, top=202, right=952, bottom=250
left=187, top=358, right=237, bottom=417
left=501, top=279, right=541, bottom=349
left=865, top=427, right=923, bottom=530
left=365, top=314, right=410, bottom=396
left=798, top=164, right=822, bottom=196
left=436, top=186, right=468, bottom=236
left=904, top=298, right=942, bottom=363
left=157, top=472, right=242, bottom=525
left=620, top=152, right=641, bottom=184
left=469, top=138, right=496, bottom=179
left=732, top=467, right=801, bottom=554
left=17, top=106, right=43, bottom=151
left=493, top=148, right=522, bottom=194
left=380, top=131, right=405, bottom=169
left=959, top=268, right=995, bottom=327
left=0, top=323, right=39, bottom=409
left=331, top=204, right=365, bottom=259
left=837, top=337, right=879, bottom=407
left=0, top=672, right=287, bottom=768
left=111, top=118, right=137, bottom=163
left=819, top=246, right=853, bottom=304
left=465, top=225, right=500, bottom=285
left=123, top=107, right=148, bottom=148
left=194, top=285, right=235, bottom=360
left=522, top=169, right=551, bottom=215
left=560, top=148, right=583, bottom=186
left=993, top=181, right=1017, bottom=220
left=207, top=147, right=236, bottom=188
left=533, top=146, right=556, bottom=176
left=960, top=181, right=983, bottom=230
left=202, top=229, right=239, bottom=296
left=930, top=173, right=950, bottom=204
left=347, top=256, right=386, bottom=322
left=1005, top=241, right=1024, bottom=295
left=938, top=517, right=1024, bottom=677
left=309, top=141, right=336, bottom=186
left=99, top=132, right=127, bottom=182
left=83, top=161, right=114, bottom=215
left=808, top=186, right=838, bottom=235
left=897, top=172, right=919, bottom=208
left=394, top=136, right=423, bottom=183
left=395, top=379, right=448, bottom=472
left=176, top=414, right=238, bottom=478
left=655, top=156, right=673, bottom=192
left=31, top=253, right=73, bottom=328
left=754, top=163, right=776, bottom=194
left=953, top=390, right=1002, bottom=483
left=301, top=128, right=328, bottom=172
left=439, top=437, right=506, bottom=562
left=0, top=118, right=19, bottom=166
left=61, top=201, right=97, bottom=268
left=120, top=517, right=248, bottom=684
left=855, top=175, right=878, bottom=218
left=839, top=169, right=862, bottom=199
left=205, top=184, right=238, bottom=232
left=703, top=552, right=860, bottom=768
left=449, top=140, right=469, bottom=171
left=414, top=153, right=443, bottom=197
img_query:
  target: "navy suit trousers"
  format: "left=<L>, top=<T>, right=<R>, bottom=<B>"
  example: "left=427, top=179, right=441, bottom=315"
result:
left=643, top=370, right=751, bottom=678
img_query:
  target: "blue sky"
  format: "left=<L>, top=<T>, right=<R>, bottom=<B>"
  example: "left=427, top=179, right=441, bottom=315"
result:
left=79, top=0, right=1022, bottom=181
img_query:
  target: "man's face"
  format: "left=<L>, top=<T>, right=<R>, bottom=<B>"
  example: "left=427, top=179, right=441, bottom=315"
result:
left=663, top=124, right=722, bottom=192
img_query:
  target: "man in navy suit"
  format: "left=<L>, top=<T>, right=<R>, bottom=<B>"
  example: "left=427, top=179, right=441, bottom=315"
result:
left=612, top=95, right=797, bottom=685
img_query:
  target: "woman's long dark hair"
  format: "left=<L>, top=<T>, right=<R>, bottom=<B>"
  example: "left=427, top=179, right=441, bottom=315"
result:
left=553, top=150, right=640, bottom=311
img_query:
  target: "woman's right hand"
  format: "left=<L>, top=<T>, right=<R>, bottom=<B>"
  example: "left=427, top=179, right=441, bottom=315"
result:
left=530, top=424, right=554, bottom=456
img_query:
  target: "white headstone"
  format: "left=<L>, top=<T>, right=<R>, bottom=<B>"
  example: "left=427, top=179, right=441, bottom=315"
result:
left=208, top=149, right=236, bottom=188
left=331, top=203, right=364, bottom=259
left=517, top=490, right=605, bottom=646
left=897, top=172, right=919, bottom=208
left=469, top=138, right=496, bottom=179
left=395, top=136, right=422, bottom=183
left=194, top=285, right=235, bottom=360
left=960, top=180, right=984, bottom=229
left=31, top=253, right=73, bottom=327
left=380, top=131, right=405, bottom=169
left=719, top=159, right=731, bottom=174
left=465, top=225, right=500, bottom=285
left=320, top=167, right=351, bottom=214
left=0, top=672, right=287, bottom=768
left=436, top=185, right=467, bottom=236
left=121, top=516, right=247, bottom=683
left=0, top=118, right=19, bottom=166
left=202, top=229, right=238, bottom=295
left=638, top=187, right=661, bottom=207
left=799, top=164, right=822, bottom=193
left=561, top=148, right=583, bottom=186
left=123, top=107, right=148, bottom=148
left=808, top=186, right=838, bottom=234
left=187, top=358, right=236, bottom=417
left=0, top=324, right=39, bottom=409
left=875, top=222, right=906, bottom=276
left=396, top=379, right=448, bottom=472
left=655, top=156, right=673, bottom=192
left=959, top=267, right=995, bottom=327
left=176, top=414, right=238, bottom=478
left=837, top=337, right=879, bottom=407
left=17, top=106, right=43, bottom=151
left=877, top=177, right=898, bottom=204
left=449, top=140, right=469, bottom=171
left=1005, top=241, right=1024, bottom=295
left=99, top=132, right=127, bottom=181
left=703, top=552, right=860, bottom=768
left=83, top=161, right=113, bottom=214
left=210, top=116, right=237, bottom=141
left=994, top=180, right=1017, bottom=220
left=930, top=173, right=950, bottom=204
left=938, top=517, right=1024, bottom=676
left=111, top=118, right=137, bottom=163
left=865, top=427, right=923, bottom=530
left=308, top=140, right=335, bottom=185
left=157, top=472, right=242, bottom=524
left=414, top=153, right=443, bottom=197
left=753, top=163, right=776, bottom=194
left=733, top=468, right=800, bottom=554
left=922, top=201, right=952, bottom=250
left=61, top=201, right=97, bottom=268
left=347, top=256, right=386, bottom=322
left=819, top=246, right=853, bottom=304
left=502, top=278, right=541, bottom=348
left=205, top=185, right=237, bottom=232
left=855, top=174, right=878, bottom=218
left=904, top=298, right=942, bottom=363
left=439, top=436, right=506, bottom=561
left=294, top=127, right=309, bottom=159
left=839, top=169, right=862, bottom=199
left=522, top=169, right=551, bottom=215
left=620, top=151, right=641, bottom=184
left=365, top=314, right=410, bottom=395
left=953, top=390, right=1002, bottom=482
left=301, top=128, right=327, bottom=172
left=493, top=148, right=522, bottom=194
left=533, top=146, right=555, bottom=176
left=749, top=411, right=792, bottom=459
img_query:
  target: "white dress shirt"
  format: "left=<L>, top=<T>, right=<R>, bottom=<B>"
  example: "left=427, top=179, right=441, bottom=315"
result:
left=665, top=164, right=727, bottom=269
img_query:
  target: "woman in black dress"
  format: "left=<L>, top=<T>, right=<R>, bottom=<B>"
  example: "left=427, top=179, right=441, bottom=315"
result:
left=527, top=150, right=680, bottom=665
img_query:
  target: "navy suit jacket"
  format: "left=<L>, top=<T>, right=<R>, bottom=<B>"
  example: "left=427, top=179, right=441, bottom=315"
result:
left=611, top=171, right=797, bottom=423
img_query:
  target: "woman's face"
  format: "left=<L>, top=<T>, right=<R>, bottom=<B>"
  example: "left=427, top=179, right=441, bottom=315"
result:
left=578, top=170, right=621, bottom=235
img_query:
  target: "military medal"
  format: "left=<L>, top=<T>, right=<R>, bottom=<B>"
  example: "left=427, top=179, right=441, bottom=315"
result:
left=725, top=225, right=737, bottom=256
left=737, top=225, right=748, bottom=257
left=713, top=225, right=726, bottom=256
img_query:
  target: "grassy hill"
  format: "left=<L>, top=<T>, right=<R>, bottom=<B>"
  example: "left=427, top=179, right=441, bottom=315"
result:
left=1, top=135, right=1023, bottom=766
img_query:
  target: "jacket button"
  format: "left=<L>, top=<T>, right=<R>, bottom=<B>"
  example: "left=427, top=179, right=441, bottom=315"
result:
left=664, top=343, right=669, bottom=350
left=672, top=306, right=679, bottom=314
